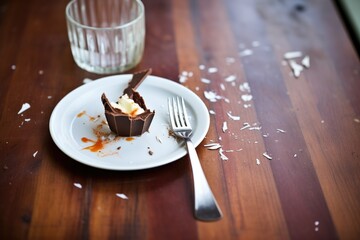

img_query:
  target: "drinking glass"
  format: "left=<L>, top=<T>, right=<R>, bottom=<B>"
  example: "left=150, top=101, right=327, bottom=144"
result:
left=66, top=0, right=145, bottom=74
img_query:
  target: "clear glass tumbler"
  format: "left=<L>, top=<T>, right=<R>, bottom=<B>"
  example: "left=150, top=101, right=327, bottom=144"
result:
left=66, top=0, right=145, bottom=74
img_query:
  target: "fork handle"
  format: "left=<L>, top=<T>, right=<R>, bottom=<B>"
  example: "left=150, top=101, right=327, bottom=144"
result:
left=185, top=139, right=222, bottom=221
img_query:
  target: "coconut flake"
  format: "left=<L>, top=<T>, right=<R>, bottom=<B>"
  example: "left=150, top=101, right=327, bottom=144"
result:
left=241, top=94, right=253, bottom=102
left=243, top=104, right=252, bottom=108
left=204, top=91, right=222, bottom=102
left=284, top=51, right=302, bottom=59
left=240, top=122, right=251, bottom=130
left=33, top=151, right=38, bottom=157
left=225, top=75, right=236, bottom=82
left=301, top=56, right=310, bottom=68
left=276, top=128, right=286, bottom=133
left=249, top=126, right=262, bottom=131
left=289, top=60, right=304, bottom=78
left=204, top=143, right=222, bottom=150
left=116, top=193, right=128, bottom=200
left=199, top=64, right=205, bottom=70
left=208, top=67, right=218, bottom=73
left=220, top=83, right=226, bottom=91
left=11, top=65, right=16, bottom=70
left=219, top=148, right=229, bottom=160
left=18, top=103, right=31, bottom=114
left=239, top=82, right=251, bottom=92
left=263, top=152, right=272, bottom=160
left=201, top=78, right=211, bottom=84
left=354, top=118, right=360, bottom=123
left=74, top=183, right=82, bottom=189
left=256, top=158, right=261, bottom=165
left=25, top=118, right=31, bottom=122
left=209, top=110, right=216, bottom=115
left=239, top=49, right=253, bottom=57
left=222, top=121, right=228, bottom=132
left=227, top=112, right=240, bottom=121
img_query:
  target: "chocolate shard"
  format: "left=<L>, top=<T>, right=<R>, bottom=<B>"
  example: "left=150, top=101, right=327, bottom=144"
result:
left=123, top=68, right=152, bottom=98
left=101, top=69, right=155, bottom=137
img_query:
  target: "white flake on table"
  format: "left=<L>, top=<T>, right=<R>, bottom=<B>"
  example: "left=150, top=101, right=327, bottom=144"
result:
left=38, top=70, right=44, bottom=75
left=284, top=51, right=302, bottom=59
left=199, top=64, right=206, bottom=70
left=239, top=49, right=253, bottom=57
left=18, top=103, right=30, bottom=114
left=220, top=83, right=226, bottom=91
left=249, top=126, right=262, bottom=130
left=219, top=148, right=229, bottom=160
left=256, top=158, right=261, bottom=165
left=201, top=78, right=211, bottom=84
left=227, top=112, right=240, bottom=120
left=289, top=60, right=304, bottom=78
left=204, top=143, right=222, bottom=150
left=179, top=71, right=192, bottom=83
left=33, top=151, right=38, bottom=157
left=240, top=122, right=251, bottom=130
left=74, top=183, right=82, bottom=189
left=222, top=121, right=228, bottom=132
left=241, top=94, right=253, bottom=102
left=239, top=82, right=251, bottom=92
left=283, top=51, right=311, bottom=78
left=25, top=118, right=31, bottom=122
left=276, top=128, right=286, bottom=133
left=208, top=67, right=218, bottom=73
left=47, top=96, right=52, bottom=99
left=204, top=90, right=222, bottom=102
left=263, top=152, right=272, bottom=160
left=294, top=153, right=297, bottom=158
left=224, top=75, right=236, bottom=82
left=354, top=118, right=360, bottom=123
left=209, top=110, right=216, bottom=115
left=314, top=221, right=320, bottom=231
left=301, top=55, right=310, bottom=68
left=116, top=193, right=128, bottom=200
left=11, top=65, right=16, bottom=70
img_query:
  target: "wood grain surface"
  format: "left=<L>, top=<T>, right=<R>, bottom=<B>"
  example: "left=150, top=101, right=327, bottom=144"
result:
left=1, top=0, right=359, bottom=239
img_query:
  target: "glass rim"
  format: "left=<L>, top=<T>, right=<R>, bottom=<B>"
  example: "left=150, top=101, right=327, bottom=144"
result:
left=65, top=0, right=144, bottom=30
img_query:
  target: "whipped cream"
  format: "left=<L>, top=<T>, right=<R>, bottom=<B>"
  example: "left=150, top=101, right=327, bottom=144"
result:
left=111, top=94, right=145, bottom=117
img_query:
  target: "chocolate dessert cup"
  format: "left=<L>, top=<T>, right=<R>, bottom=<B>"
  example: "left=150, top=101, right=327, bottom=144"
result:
left=101, top=69, right=155, bottom=136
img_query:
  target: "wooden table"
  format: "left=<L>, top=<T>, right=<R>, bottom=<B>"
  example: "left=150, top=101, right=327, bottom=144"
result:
left=1, top=0, right=359, bottom=239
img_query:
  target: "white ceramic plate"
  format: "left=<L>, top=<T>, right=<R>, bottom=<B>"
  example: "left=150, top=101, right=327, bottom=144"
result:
left=49, top=75, right=210, bottom=170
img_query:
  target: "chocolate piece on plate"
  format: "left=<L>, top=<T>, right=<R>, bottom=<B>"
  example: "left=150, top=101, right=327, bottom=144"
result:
left=123, top=68, right=152, bottom=98
left=101, top=68, right=155, bottom=137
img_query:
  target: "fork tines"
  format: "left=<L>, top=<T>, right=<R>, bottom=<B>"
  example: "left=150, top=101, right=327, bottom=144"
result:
left=168, top=97, right=191, bottom=130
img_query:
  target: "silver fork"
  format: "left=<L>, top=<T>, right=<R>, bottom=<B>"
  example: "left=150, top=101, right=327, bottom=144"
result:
left=168, top=97, right=222, bottom=221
